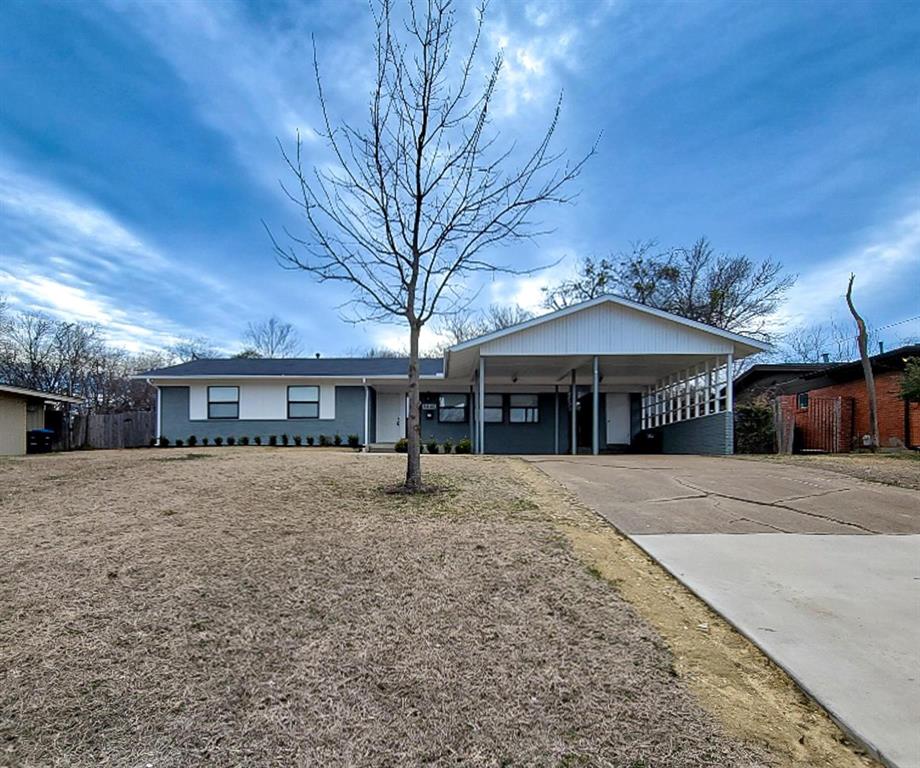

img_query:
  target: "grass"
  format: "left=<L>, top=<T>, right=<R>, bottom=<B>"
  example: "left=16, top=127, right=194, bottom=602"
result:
left=742, top=450, right=920, bottom=490
left=0, top=448, right=771, bottom=768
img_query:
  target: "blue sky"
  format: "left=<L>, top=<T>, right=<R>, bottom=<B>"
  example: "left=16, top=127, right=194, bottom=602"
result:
left=1, top=0, right=918, bottom=355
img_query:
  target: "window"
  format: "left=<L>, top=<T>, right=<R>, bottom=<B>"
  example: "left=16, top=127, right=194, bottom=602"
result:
left=208, top=386, right=239, bottom=419
left=438, top=394, right=467, bottom=423
left=509, top=394, right=539, bottom=423
left=483, top=394, right=503, bottom=423
left=797, top=392, right=809, bottom=410
left=288, top=386, right=320, bottom=419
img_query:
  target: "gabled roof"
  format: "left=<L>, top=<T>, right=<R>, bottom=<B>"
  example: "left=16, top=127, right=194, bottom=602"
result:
left=0, top=383, right=83, bottom=404
left=732, top=363, right=837, bottom=394
left=138, top=357, right=444, bottom=379
left=777, top=344, right=920, bottom=394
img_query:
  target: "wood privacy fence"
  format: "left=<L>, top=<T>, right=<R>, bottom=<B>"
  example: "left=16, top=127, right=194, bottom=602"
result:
left=70, top=410, right=156, bottom=449
left=774, top=396, right=854, bottom=454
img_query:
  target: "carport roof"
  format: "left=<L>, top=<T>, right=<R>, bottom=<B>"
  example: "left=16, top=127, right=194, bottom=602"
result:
left=0, top=383, right=83, bottom=404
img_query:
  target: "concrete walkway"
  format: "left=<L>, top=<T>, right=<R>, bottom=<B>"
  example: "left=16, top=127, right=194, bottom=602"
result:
left=526, top=455, right=920, bottom=768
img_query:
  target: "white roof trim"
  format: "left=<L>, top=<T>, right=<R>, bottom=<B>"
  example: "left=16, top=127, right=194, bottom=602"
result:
left=0, top=383, right=83, bottom=403
left=446, top=294, right=771, bottom=354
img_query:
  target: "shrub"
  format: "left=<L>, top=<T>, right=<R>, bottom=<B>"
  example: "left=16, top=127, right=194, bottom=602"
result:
left=269, top=435, right=278, bottom=446
left=294, top=435, right=302, bottom=446
left=149, top=437, right=156, bottom=447
left=239, top=436, right=250, bottom=446
left=202, top=437, right=209, bottom=446
left=455, top=437, right=472, bottom=454
left=214, top=436, right=224, bottom=446
left=333, top=434, right=342, bottom=446
left=281, top=433, right=289, bottom=446
left=176, top=438, right=185, bottom=447
left=227, top=436, right=236, bottom=446
left=442, top=439, right=453, bottom=454
left=426, top=438, right=439, bottom=454
left=901, top=357, right=920, bottom=401
left=347, top=434, right=360, bottom=449
left=319, top=434, right=330, bottom=447
left=734, top=399, right=775, bottom=454
left=187, top=435, right=197, bottom=447
left=158, top=436, right=170, bottom=447
left=306, top=435, right=315, bottom=446
left=254, top=435, right=262, bottom=446
left=394, top=437, right=408, bottom=453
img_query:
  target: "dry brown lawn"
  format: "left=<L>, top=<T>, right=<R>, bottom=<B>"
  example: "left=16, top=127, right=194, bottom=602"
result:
left=740, top=452, right=920, bottom=490
left=0, top=448, right=877, bottom=768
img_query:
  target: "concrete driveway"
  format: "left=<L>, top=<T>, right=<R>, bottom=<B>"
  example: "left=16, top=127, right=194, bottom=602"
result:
left=526, top=454, right=920, bottom=768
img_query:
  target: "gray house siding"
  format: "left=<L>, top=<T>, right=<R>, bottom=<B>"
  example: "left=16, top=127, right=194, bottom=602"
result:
left=160, top=385, right=368, bottom=444
left=653, top=411, right=733, bottom=455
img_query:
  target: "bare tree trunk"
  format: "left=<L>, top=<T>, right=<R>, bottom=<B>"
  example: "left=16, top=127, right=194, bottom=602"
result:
left=405, top=321, right=422, bottom=490
left=846, top=274, right=879, bottom=451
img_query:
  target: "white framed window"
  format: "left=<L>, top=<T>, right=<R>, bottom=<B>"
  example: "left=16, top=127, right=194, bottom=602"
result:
left=288, top=385, right=320, bottom=419
left=208, top=386, right=239, bottom=419
left=509, top=394, right=539, bottom=423
left=483, top=394, right=503, bottom=423
left=438, top=394, right=467, bottom=423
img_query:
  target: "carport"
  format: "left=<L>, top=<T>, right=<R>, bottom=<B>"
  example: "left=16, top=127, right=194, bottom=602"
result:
left=0, top=384, right=82, bottom=456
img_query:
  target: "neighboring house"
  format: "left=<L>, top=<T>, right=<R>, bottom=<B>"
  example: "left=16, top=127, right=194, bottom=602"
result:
left=732, top=363, right=837, bottom=405
left=0, top=384, right=82, bottom=456
left=138, top=296, right=768, bottom=455
left=775, top=344, right=920, bottom=451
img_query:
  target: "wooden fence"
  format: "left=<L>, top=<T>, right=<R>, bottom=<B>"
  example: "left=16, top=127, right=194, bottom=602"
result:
left=70, top=410, right=156, bottom=449
left=774, top=396, right=854, bottom=454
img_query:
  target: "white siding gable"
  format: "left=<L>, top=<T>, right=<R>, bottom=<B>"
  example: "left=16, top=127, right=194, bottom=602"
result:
left=479, top=301, right=734, bottom=356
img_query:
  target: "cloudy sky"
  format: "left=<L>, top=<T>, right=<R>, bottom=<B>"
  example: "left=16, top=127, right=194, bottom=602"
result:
left=1, top=0, right=918, bottom=355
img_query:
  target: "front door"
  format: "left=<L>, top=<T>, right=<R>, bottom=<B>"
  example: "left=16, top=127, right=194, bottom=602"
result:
left=606, top=393, right=631, bottom=445
left=376, top=392, right=405, bottom=443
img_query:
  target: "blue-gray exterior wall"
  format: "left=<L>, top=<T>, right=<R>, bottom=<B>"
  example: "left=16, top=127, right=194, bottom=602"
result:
left=654, top=411, right=733, bottom=455
left=159, top=385, right=368, bottom=443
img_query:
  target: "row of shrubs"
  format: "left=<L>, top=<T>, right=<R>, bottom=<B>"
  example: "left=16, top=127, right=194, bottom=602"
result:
left=153, top=433, right=361, bottom=449
left=394, top=437, right=472, bottom=454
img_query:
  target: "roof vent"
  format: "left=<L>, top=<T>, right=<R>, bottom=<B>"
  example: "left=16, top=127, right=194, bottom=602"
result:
left=821, top=353, right=829, bottom=364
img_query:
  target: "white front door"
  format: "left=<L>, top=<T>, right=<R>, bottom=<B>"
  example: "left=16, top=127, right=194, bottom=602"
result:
left=376, top=392, right=405, bottom=443
left=605, top=393, right=631, bottom=445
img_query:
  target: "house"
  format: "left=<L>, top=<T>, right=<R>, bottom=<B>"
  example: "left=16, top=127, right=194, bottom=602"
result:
left=732, top=363, right=837, bottom=405
left=139, top=296, right=769, bottom=455
left=775, top=344, right=920, bottom=451
left=0, top=384, right=83, bottom=456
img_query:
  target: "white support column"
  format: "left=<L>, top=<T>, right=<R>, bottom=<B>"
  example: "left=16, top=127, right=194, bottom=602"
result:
left=726, top=353, right=734, bottom=413
left=554, top=385, right=560, bottom=455
left=363, top=381, right=370, bottom=450
left=469, top=384, right=475, bottom=452
left=713, top=358, right=721, bottom=413
left=478, top=357, right=486, bottom=455
left=570, top=369, right=577, bottom=455
left=592, top=356, right=600, bottom=455
left=155, top=385, right=161, bottom=441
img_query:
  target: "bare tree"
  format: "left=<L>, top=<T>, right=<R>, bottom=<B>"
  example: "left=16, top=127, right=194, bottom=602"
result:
left=244, top=316, right=302, bottom=358
left=846, top=274, right=879, bottom=451
left=268, top=0, right=589, bottom=490
left=434, top=303, right=532, bottom=350
left=167, top=337, right=218, bottom=363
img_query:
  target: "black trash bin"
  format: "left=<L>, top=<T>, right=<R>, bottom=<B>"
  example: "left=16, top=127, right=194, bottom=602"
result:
left=632, top=429, right=662, bottom=454
left=26, top=428, right=54, bottom=454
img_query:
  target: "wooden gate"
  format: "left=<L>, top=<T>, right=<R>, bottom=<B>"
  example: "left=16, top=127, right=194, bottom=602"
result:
left=71, top=410, right=156, bottom=449
left=775, top=396, right=854, bottom=454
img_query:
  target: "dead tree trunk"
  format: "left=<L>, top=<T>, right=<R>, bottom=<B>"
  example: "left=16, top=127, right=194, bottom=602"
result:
left=846, top=274, right=879, bottom=451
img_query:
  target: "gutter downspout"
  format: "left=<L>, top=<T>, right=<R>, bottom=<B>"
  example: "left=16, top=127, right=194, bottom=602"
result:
left=149, top=379, right=161, bottom=444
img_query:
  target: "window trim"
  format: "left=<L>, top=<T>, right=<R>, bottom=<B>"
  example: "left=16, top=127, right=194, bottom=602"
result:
left=207, top=386, right=239, bottom=420
left=437, top=393, right=468, bottom=424
left=509, top=393, right=540, bottom=424
left=287, top=385, right=321, bottom=419
left=797, top=392, right=809, bottom=410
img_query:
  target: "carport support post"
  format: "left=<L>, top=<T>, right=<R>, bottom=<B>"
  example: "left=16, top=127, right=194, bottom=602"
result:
left=362, top=380, right=370, bottom=451
left=592, top=356, right=599, bottom=455
left=478, top=356, right=486, bottom=455
left=726, top=353, right=734, bottom=413
left=570, top=369, right=577, bottom=455
left=554, top=385, right=560, bottom=455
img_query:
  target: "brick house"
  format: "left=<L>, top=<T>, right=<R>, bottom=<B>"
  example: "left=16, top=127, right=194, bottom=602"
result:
left=776, top=344, right=920, bottom=451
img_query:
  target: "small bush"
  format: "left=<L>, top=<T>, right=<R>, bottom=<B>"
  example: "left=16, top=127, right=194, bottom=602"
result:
left=442, top=439, right=453, bottom=454
left=158, top=436, right=170, bottom=447
left=227, top=436, right=236, bottom=446
left=202, top=437, right=209, bottom=446
left=426, top=439, right=439, bottom=454
left=319, top=434, right=330, bottom=447
left=333, top=434, right=342, bottom=446
left=254, top=435, right=262, bottom=446
left=455, top=437, right=472, bottom=454
left=174, top=438, right=184, bottom=447
left=347, top=434, right=360, bottom=449
left=281, top=433, right=289, bottom=446
left=306, top=435, right=315, bottom=446
left=269, top=435, right=277, bottom=446
left=187, top=435, right=197, bottom=447
left=214, top=436, right=224, bottom=446
left=149, top=437, right=156, bottom=447
left=239, top=436, right=250, bottom=446
left=294, top=435, right=302, bottom=446
left=394, top=437, right=408, bottom=453
left=734, top=399, right=775, bottom=454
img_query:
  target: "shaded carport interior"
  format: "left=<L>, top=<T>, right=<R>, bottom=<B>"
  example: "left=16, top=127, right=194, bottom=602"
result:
left=0, top=384, right=82, bottom=456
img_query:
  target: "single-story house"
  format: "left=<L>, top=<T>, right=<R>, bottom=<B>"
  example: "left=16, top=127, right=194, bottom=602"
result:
left=0, top=384, right=83, bottom=456
left=139, top=295, right=769, bottom=455
left=775, top=344, right=920, bottom=451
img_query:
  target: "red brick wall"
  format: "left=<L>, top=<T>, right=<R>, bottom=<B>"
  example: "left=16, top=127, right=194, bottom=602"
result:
left=779, top=370, right=920, bottom=450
